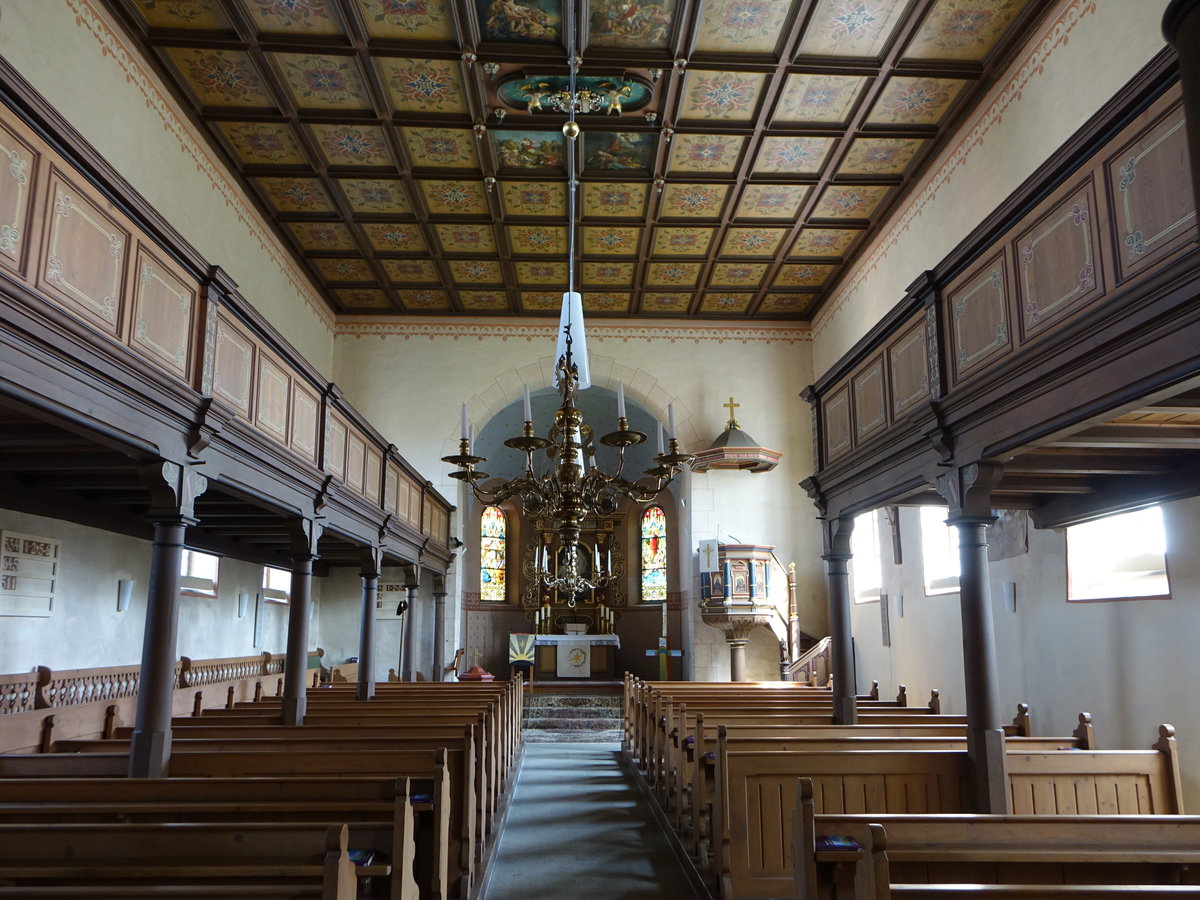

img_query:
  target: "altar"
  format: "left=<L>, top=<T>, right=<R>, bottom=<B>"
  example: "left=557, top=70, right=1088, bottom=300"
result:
left=534, top=634, right=621, bottom=680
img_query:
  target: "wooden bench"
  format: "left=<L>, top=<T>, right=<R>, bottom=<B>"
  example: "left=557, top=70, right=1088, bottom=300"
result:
left=0, top=821, right=363, bottom=898
left=793, top=779, right=1200, bottom=900
left=0, top=775, right=427, bottom=900
left=712, top=725, right=1183, bottom=900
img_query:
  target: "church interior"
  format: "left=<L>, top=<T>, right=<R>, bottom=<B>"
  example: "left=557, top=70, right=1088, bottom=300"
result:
left=2, top=0, right=1200, bottom=895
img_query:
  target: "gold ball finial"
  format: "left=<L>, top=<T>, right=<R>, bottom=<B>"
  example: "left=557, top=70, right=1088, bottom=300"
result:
left=562, top=120, right=581, bottom=140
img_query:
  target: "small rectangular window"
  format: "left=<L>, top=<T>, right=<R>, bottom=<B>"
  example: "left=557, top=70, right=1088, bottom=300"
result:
left=920, top=506, right=960, bottom=596
left=180, top=549, right=219, bottom=598
left=850, top=511, right=882, bottom=603
left=262, top=566, right=291, bottom=604
left=1067, top=506, right=1169, bottom=601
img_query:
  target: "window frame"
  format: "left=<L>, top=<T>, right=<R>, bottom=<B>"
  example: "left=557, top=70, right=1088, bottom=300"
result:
left=261, top=565, right=291, bottom=605
left=179, top=548, right=219, bottom=598
left=919, top=505, right=961, bottom=596
left=1065, top=505, right=1171, bottom=603
left=850, top=510, right=883, bottom=604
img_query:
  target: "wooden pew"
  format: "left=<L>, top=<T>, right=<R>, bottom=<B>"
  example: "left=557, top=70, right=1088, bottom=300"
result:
left=0, top=776, right=427, bottom=900
left=793, top=779, right=1200, bottom=900
left=0, top=821, right=362, bottom=898
left=712, top=725, right=1183, bottom=900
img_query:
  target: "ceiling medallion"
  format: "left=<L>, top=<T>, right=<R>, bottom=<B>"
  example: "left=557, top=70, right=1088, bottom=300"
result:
left=495, top=72, right=654, bottom=116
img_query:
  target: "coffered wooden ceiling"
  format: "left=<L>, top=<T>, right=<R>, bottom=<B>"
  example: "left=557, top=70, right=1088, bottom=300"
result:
left=103, top=0, right=1048, bottom=320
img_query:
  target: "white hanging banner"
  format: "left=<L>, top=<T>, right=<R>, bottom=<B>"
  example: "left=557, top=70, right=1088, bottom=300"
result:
left=554, top=291, right=590, bottom=390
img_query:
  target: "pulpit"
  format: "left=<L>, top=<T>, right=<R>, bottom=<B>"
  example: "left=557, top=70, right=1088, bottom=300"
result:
left=699, top=544, right=778, bottom=681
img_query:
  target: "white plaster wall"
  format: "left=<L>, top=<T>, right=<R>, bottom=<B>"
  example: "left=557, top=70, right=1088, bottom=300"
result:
left=812, top=0, right=1172, bottom=376
left=332, top=320, right=827, bottom=680
left=0, top=509, right=299, bottom=674
left=0, top=0, right=335, bottom=374
left=850, top=500, right=1200, bottom=810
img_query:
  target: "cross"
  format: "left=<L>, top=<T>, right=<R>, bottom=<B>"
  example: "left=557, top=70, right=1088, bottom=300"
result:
left=701, top=543, right=716, bottom=569
left=723, top=396, right=740, bottom=427
left=645, top=637, right=683, bottom=680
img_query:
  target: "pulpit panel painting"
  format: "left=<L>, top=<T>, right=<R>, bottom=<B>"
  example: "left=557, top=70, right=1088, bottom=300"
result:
left=481, top=506, right=506, bottom=602
left=641, top=505, right=667, bottom=603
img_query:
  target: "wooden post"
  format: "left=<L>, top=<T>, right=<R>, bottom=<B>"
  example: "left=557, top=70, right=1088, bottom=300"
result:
left=358, top=546, right=382, bottom=700
left=822, top=516, right=856, bottom=725
left=282, top=518, right=322, bottom=726
left=432, top=574, right=447, bottom=683
left=399, top=563, right=420, bottom=682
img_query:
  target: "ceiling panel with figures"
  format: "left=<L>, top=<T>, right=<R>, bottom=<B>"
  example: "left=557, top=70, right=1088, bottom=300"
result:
left=104, top=0, right=1049, bottom=320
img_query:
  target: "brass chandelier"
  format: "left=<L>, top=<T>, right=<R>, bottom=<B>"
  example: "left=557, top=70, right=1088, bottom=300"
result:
left=443, top=29, right=693, bottom=601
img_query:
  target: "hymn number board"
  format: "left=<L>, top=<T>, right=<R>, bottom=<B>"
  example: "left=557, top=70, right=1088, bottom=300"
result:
left=0, top=531, right=59, bottom=617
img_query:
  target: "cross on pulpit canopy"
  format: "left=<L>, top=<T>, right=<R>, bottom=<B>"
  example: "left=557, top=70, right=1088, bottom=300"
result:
left=701, top=543, right=716, bottom=569
left=723, top=396, right=740, bottom=427
left=645, top=636, right=683, bottom=680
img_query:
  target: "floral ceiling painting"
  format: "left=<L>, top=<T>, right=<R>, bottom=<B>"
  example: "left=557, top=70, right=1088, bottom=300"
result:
left=113, top=0, right=1049, bottom=319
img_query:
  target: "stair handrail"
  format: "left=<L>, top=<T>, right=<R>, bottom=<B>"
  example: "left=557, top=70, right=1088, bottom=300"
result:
left=785, top=635, right=831, bottom=684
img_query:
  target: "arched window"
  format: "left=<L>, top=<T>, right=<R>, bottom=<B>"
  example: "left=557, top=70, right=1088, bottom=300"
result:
left=641, top=506, right=667, bottom=604
left=480, top=506, right=506, bottom=603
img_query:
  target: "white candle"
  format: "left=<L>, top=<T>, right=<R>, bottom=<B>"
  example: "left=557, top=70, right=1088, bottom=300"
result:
left=616, top=382, right=626, bottom=419
left=523, top=385, right=532, bottom=422
left=467, top=423, right=474, bottom=454
left=460, top=403, right=468, bottom=440
left=668, top=403, right=676, bottom=439
left=656, top=421, right=664, bottom=454
left=595, top=543, right=601, bottom=573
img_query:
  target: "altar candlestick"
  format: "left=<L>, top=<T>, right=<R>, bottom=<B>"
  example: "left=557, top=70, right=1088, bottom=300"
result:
left=523, top=385, right=532, bottom=422
left=617, top=382, right=626, bottom=419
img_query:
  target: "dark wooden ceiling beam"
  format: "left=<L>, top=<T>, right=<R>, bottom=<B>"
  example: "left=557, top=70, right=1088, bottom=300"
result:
left=1048, top=424, right=1200, bottom=448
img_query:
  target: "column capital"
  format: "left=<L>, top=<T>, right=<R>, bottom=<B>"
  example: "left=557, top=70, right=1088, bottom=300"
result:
left=402, top=563, right=420, bottom=591
left=821, top=514, right=855, bottom=561
left=359, top=545, right=383, bottom=579
left=138, top=461, right=207, bottom=525
left=432, top=573, right=447, bottom=598
left=936, top=462, right=1003, bottom=525
left=287, top=518, right=323, bottom=561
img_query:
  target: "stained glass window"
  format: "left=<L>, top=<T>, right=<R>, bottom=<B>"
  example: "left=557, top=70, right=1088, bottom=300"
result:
left=480, top=506, right=506, bottom=602
left=641, top=506, right=667, bottom=604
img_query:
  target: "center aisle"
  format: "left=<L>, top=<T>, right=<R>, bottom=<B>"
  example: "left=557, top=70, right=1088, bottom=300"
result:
left=480, top=742, right=707, bottom=900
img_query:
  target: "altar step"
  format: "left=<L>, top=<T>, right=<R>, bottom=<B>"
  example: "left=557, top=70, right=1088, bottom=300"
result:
left=522, top=692, right=624, bottom=743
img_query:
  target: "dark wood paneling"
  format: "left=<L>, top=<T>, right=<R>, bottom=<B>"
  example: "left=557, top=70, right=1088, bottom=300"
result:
left=824, top=384, right=851, bottom=462
left=947, top=248, right=1011, bottom=387
left=887, top=316, right=930, bottom=419
left=1014, top=177, right=1106, bottom=344
left=1106, top=99, right=1198, bottom=283
left=0, top=120, right=38, bottom=278
left=128, top=242, right=198, bottom=381
left=851, top=354, right=887, bottom=443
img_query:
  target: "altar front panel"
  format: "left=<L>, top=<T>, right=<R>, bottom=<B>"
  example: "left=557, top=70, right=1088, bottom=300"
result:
left=533, top=636, right=618, bottom=680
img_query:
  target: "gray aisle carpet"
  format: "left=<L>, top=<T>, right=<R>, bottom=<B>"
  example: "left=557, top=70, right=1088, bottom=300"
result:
left=481, top=742, right=706, bottom=900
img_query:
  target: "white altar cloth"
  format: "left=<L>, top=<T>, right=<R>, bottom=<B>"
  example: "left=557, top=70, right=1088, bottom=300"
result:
left=534, top=635, right=620, bottom=678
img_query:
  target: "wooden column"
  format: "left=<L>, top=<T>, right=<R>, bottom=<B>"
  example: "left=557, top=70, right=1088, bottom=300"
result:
left=432, top=574, right=447, bottom=682
left=357, top=546, right=382, bottom=701
left=399, top=563, right=420, bottom=682
left=937, top=462, right=1010, bottom=814
left=786, top=562, right=802, bottom=665
left=282, top=519, right=322, bottom=726
left=1164, top=0, right=1200, bottom=215
left=823, top=516, right=856, bottom=725
left=129, top=462, right=206, bottom=778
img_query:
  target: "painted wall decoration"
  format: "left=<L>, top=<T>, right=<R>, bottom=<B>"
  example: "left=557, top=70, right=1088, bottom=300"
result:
left=436, top=223, right=497, bottom=253
left=218, top=122, right=306, bottom=165
left=356, top=0, right=455, bottom=40
left=377, top=58, right=467, bottom=114
left=477, top=0, right=562, bottom=42
left=695, top=0, right=793, bottom=54
left=797, top=0, right=908, bottom=57
left=497, top=74, right=651, bottom=114
left=507, top=225, right=567, bottom=254
left=339, top=179, right=412, bottom=214
left=589, top=0, right=677, bottom=49
left=651, top=227, right=714, bottom=256
left=774, top=73, right=865, bottom=123
left=310, top=124, right=392, bottom=167
left=905, top=0, right=1030, bottom=61
left=670, top=134, right=745, bottom=173
left=583, top=132, right=655, bottom=171
left=495, top=131, right=564, bottom=169
left=364, top=223, right=427, bottom=253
